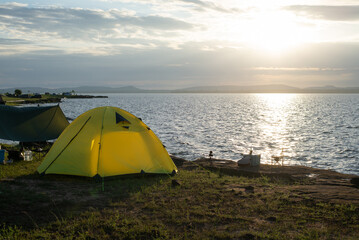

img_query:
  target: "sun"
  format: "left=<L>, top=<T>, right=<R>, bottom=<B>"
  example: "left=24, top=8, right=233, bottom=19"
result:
left=234, top=10, right=310, bottom=54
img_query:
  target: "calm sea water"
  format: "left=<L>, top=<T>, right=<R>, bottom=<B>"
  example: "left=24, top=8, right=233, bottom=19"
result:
left=59, top=93, right=359, bottom=175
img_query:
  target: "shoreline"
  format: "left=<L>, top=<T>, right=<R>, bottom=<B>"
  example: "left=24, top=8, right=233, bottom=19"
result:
left=2, top=94, right=108, bottom=106
left=173, top=156, right=359, bottom=203
left=1, top=142, right=358, bottom=177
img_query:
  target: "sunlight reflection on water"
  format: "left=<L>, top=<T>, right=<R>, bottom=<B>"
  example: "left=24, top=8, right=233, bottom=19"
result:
left=57, top=93, right=359, bottom=175
left=255, top=94, right=296, bottom=163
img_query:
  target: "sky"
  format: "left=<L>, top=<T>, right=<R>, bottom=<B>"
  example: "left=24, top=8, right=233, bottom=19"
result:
left=1, top=0, right=359, bottom=89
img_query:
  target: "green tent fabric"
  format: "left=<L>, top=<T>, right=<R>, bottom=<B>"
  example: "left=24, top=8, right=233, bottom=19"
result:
left=0, top=105, right=69, bottom=142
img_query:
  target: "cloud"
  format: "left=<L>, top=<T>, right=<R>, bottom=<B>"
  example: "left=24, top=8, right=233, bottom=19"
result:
left=103, top=0, right=241, bottom=13
left=284, top=5, right=359, bottom=21
left=1, top=42, right=359, bottom=89
left=178, top=0, right=240, bottom=13
left=0, top=38, right=32, bottom=45
left=0, top=3, right=195, bottom=48
left=1, top=2, right=359, bottom=89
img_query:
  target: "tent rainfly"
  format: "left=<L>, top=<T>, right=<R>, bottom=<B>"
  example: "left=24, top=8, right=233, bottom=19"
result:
left=0, top=105, right=69, bottom=142
left=37, top=106, right=177, bottom=177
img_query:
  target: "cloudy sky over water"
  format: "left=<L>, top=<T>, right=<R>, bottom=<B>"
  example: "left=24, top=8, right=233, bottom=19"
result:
left=1, top=1, right=359, bottom=89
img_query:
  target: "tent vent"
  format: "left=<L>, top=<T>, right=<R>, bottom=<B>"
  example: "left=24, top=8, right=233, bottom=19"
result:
left=122, top=126, right=129, bottom=129
left=116, top=112, right=130, bottom=124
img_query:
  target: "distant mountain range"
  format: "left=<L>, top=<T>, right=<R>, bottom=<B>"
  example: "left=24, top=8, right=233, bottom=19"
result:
left=1, top=85, right=359, bottom=94
left=173, top=85, right=359, bottom=93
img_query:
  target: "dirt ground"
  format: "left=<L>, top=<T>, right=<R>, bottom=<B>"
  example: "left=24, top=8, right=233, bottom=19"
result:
left=172, top=156, right=359, bottom=204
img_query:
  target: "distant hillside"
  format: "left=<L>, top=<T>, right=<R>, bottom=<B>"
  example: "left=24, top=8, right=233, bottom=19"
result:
left=173, top=85, right=301, bottom=93
left=1, top=85, right=359, bottom=94
left=302, top=85, right=359, bottom=93
left=0, top=86, right=158, bottom=94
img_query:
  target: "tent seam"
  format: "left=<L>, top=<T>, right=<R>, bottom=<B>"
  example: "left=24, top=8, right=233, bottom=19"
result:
left=96, top=107, right=107, bottom=176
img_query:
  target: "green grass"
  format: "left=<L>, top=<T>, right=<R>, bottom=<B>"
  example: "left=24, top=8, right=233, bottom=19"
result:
left=0, top=159, right=358, bottom=239
left=2, top=95, right=61, bottom=106
left=0, top=158, right=42, bottom=179
left=0, top=144, right=47, bottom=179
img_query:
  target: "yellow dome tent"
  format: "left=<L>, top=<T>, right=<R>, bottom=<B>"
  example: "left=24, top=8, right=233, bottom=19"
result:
left=37, top=106, right=177, bottom=177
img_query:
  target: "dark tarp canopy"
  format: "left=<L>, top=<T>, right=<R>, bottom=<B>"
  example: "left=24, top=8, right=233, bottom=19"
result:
left=0, top=105, right=69, bottom=142
left=0, top=95, right=5, bottom=105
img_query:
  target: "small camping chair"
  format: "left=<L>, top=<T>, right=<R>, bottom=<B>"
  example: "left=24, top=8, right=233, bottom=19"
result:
left=32, top=148, right=49, bottom=160
left=271, top=155, right=284, bottom=165
left=271, top=149, right=284, bottom=165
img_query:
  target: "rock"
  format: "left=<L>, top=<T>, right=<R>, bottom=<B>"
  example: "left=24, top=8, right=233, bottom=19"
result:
left=239, top=233, right=256, bottom=240
left=171, top=179, right=181, bottom=187
left=244, top=186, right=255, bottom=193
left=350, top=177, right=359, bottom=186
left=266, top=216, right=277, bottom=222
